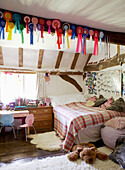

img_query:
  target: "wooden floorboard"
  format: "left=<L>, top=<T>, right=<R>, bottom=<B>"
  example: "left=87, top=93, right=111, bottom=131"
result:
left=0, top=131, right=65, bottom=163
left=0, top=130, right=105, bottom=165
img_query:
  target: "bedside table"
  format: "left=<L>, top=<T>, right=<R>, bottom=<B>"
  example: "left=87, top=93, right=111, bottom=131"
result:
left=27, top=106, right=53, bottom=133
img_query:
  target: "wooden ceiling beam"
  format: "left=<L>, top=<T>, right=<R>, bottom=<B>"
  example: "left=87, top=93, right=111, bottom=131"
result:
left=19, top=48, right=23, bottom=67
left=59, top=75, right=82, bottom=92
left=0, top=46, right=4, bottom=65
left=71, top=53, right=80, bottom=69
left=55, top=51, right=63, bottom=69
left=38, top=49, right=44, bottom=69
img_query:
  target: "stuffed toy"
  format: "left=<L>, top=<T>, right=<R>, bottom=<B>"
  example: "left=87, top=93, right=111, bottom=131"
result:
left=67, top=143, right=108, bottom=164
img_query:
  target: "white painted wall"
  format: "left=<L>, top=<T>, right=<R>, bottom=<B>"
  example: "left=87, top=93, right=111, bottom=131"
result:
left=45, top=75, right=86, bottom=96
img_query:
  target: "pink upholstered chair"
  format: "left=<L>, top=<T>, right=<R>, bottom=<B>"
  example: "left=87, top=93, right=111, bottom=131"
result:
left=19, top=114, right=36, bottom=142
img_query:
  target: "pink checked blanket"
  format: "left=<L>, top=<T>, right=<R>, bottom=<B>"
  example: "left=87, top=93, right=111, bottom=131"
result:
left=54, top=102, right=122, bottom=152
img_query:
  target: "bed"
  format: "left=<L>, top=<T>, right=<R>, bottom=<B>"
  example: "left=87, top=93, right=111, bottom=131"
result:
left=50, top=94, right=123, bottom=152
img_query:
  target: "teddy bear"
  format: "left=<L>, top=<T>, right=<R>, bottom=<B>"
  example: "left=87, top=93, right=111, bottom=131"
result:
left=67, top=143, right=108, bottom=164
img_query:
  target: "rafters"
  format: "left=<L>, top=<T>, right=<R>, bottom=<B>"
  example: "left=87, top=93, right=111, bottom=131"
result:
left=0, top=46, right=4, bottom=65
left=19, top=48, right=23, bottom=67
left=55, top=51, right=63, bottom=69
left=38, top=49, right=44, bottom=69
left=71, top=53, right=80, bottom=69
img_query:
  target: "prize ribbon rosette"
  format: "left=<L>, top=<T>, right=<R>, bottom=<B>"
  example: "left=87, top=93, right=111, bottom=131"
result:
left=13, top=13, right=21, bottom=33
left=28, top=23, right=34, bottom=45
left=0, top=19, right=6, bottom=39
left=52, top=19, right=62, bottom=49
left=3, top=11, right=12, bottom=32
left=39, top=18, right=45, bottom=38
left=24, top=16, right=30, bottom=34
left=7, top=22, right=15, bottom=40
left=99, top=31, right=104, bottom=52
left=76, top=26, right=83, bottom=53
left=89, top=30, right=94, bottom=41
left=93, top=31, right=99, bottom=55
left=32, top=17, right=38, bottom=31
left=71, top=25, right=76, bottom=39
left=62, top=23, right=70, bottom=48
left=82, top=27, right=89, bottom=55
left=46, top=20, right=52, bottom=34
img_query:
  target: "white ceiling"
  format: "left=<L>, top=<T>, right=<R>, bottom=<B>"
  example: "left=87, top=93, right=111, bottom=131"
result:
left=0, top=0, right=125, bottom=33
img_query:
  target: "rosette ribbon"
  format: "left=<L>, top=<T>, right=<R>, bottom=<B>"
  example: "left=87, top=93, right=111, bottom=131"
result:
left=13, top=13, right=21, bottom=33
left=24, top=16, right=30, bottom=34
left=62, top=23, right=70, bottom=48
left=0, top=20, right=6, bottom=39
left=89, top=30, right=94, bottom=41
left=18, top=24, right=24, bottom=43
left=7, top=22, right=15, bottom=40
left=82, top=28, right=89, bottom=55
left=3, top=11, right=12, bottom=32
left=32, top=17, right=38, bottom=31
left=57, top=28, right=63, bottom=49
left=99, top=31, right=104, bottom=52
left=71, top=25, right=76, bottom=39
left=37, top=24, right=41, bottom=42
left=93, top=31, right=99, bottom=55
left=28, top=23, right=34, bottom=45
left=46, top=20, right=52, bottom=34
left=76, top=26, right=83, bottom=53
left=52, top=19, right=61, bottom=49
left=39, top=18, right=45, bottom=38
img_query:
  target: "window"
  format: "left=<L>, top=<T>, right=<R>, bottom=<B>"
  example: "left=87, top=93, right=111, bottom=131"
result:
left=0, top=72, right=37, bottom=105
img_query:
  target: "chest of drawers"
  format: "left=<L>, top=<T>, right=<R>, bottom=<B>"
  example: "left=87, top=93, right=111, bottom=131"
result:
left=27, top=106, right=53, bottom=133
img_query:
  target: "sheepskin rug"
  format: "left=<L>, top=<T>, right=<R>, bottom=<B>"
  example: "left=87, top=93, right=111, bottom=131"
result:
left=0, top=146, right=123, bottom=170
left=28, top=131, right=62, bottom=151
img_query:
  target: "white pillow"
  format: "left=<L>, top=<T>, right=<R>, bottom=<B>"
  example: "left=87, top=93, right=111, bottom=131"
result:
left=49, top=94, right=86, bottom=107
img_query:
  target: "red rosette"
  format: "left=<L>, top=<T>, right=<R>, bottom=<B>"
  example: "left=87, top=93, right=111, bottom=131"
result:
left=58, top=28, right=63, bottom=34
left=24, top=16, right=30, bottom=23
left=39, top=18, right=45, bottom=38
left=39, top=18, right=45, bottom=25
left=46, top=20, right=52, bottom=26
left=24, top=16, right=30, bottom=33
left=52, top=19, right=61, bottom=30
left=93, top=31, right=99, bottom=39
left=76, top=26, right=83, bottom=35
left=57, top=28, right=63, bottom=49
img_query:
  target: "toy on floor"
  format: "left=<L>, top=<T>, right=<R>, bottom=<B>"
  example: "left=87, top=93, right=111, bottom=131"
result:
left=67, top=143, right=108, bottom=164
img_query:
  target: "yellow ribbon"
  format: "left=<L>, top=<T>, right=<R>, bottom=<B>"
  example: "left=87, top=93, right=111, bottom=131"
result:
left=7, top=22, right=15, bottom=40
left=66, top=31, right=70, bottom=49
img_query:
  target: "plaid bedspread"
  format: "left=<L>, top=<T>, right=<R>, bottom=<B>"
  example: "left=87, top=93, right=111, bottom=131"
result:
left=54, top=102, right=122, bottom=152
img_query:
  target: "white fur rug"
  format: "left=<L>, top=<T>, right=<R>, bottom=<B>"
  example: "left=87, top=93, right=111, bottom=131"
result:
left=28, top=131, right=62, bottom=151
left=0, top=147, right=123, bottom=170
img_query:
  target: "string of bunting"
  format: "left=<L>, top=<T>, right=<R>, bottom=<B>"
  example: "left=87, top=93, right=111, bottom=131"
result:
left=0, top=8, right=110, bottom=56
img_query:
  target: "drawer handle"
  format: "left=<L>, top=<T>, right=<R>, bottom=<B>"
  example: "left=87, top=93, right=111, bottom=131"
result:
left=44, top=109, right=49, bottom=112
left=33, top=110, right=36, bottom=113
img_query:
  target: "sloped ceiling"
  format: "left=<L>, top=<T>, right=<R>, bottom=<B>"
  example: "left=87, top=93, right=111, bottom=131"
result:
left=1, top=0, right=125, bottom=33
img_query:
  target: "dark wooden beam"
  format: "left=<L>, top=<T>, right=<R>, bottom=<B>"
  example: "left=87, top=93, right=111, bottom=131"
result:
left=59, top=75, right=82, bottom=92
left=84, top=53, right=92, bottom=69
left=50, top=71, right=83, bottom=75
left=0, top=46, right=3, bottom=65
left=84, top=54, right=125, bottom=71
left=71, top=53, right=80, bottom=69
left=19, top=48, right=23, bottom=67
left=117, top=45, right=120, bottom=54
left=55, top=51, right=63, bottom=69
left=38, top=49, right=44, bottom=69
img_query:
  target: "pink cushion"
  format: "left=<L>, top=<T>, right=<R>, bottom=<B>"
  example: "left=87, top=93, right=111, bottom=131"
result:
left=100, top=97, right=114, bottom=109
left=86, top=96, right=97, bottom=102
